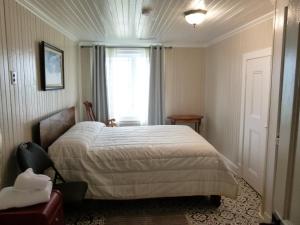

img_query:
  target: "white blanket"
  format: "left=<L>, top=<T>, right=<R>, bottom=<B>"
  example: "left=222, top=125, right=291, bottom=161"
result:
left=0, top=182, right=52, bottom=210
left=14, top=168, right=51, bottom=191
left=49, top=122, right=238, bottom=199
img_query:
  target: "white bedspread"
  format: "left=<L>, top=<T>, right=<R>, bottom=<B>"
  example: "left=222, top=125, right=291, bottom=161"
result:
left=48, top=122, right=238, bottom=199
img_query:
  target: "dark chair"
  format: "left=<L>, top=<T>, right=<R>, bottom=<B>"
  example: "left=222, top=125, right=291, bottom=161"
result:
left=16, top=142, right=88, bottom=206
left=83, top=101, right=117, bottom=127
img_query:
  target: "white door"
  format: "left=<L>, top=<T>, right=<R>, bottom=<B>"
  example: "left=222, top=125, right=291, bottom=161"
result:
left=242, top=52, right=271, bottom=195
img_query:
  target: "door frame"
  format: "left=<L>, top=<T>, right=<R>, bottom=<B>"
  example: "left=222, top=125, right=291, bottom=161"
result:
left=238, top=48, right=273, bottom=192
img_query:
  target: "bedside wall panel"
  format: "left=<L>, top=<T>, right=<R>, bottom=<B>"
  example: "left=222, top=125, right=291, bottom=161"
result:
left=0, top=0, right=79, bottom=186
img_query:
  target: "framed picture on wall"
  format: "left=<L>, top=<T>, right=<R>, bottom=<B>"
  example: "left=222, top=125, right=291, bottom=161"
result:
left=40, top=41, right=64, bottom=91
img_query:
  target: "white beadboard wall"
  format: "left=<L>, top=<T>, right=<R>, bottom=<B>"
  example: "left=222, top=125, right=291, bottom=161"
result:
left=204, top=19, right=274, bottom=166
left=0, top=0, right=7, bottom=187
left=0, top=0, right=79, bottom=186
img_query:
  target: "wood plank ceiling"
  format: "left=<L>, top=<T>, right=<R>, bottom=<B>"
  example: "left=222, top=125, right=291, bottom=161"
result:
left=16, top=0, right=274, bottom=46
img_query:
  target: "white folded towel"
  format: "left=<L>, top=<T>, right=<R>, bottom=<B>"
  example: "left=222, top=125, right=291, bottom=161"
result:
left=14, top=168, right=51, bottom=191
left=0, top=181, right=52, bottom=210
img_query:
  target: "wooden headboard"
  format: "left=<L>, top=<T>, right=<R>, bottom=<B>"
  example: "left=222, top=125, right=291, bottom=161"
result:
left=39, top=107, right=75, bottom=150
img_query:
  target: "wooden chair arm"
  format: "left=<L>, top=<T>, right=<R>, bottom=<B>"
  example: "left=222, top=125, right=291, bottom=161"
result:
left=107, top=118, right=117, bottom=127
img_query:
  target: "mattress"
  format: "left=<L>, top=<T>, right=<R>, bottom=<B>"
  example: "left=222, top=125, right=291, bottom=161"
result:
left=48, top=121, right=238, bottom=199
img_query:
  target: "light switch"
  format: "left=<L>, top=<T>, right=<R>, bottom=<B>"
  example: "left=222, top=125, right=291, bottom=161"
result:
left=10, top=71, right=17, bottom=85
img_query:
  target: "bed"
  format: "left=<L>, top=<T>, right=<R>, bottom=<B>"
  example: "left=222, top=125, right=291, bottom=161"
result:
left=39, top=107, right=238, bottom=201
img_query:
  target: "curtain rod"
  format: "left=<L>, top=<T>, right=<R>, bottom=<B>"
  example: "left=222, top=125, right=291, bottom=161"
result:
left=80, top=46, right=173, bottom=49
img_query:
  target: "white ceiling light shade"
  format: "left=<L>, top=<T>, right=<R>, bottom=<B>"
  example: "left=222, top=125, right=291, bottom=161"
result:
left=184, top=9, right=207, bottom=26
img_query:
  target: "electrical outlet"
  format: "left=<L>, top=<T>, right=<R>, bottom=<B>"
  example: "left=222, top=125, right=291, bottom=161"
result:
left=10, top=71, right=17, bottom=85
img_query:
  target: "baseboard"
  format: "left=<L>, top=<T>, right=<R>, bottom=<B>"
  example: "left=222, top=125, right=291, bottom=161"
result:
left=273, top=213, right=284, bottom=225
left=271, top=213, right=294, bottom=225
left=219, top=154, right=240, bottom=175
left=261, top=211, right=272, bottom=223
left=259, top=213, right=282, bottom=225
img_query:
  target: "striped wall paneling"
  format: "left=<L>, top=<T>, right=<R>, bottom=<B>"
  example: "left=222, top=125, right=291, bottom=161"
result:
left=0, top=0, right=79, bottom=186
left=204, top=19, right=274, bottom=166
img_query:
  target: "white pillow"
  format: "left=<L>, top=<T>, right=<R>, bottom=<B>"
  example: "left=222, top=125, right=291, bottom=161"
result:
left=75, top=121, right=106, bottom=129
left=48, top=121, right=105, bottom=154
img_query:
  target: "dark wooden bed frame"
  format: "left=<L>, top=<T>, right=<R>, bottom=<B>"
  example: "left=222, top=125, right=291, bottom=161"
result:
left=38, top=107, right=76, bottom=150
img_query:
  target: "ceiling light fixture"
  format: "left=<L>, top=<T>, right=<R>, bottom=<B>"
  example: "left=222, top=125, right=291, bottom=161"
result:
left=184, top=9, right=207, bottom=27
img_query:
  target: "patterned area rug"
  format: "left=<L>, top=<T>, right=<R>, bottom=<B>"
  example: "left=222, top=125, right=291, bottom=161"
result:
left=105, top=214, right=188, bottom=225
left=65, top=177, right=262, bottom=225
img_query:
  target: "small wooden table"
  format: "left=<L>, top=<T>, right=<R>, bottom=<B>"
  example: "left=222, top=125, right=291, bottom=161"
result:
left=167, top=115, right=203, bottom=133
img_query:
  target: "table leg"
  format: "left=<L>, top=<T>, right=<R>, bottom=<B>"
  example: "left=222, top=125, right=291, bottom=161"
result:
left=197, top=121, right=201, bottom=133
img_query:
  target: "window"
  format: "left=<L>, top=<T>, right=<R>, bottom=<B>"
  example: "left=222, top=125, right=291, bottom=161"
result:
left=106, top=48, right=150, bottom=125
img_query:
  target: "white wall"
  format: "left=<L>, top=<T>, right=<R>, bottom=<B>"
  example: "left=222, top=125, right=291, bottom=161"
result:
left=164, top=47, right=205, bottom=124
left=80, top=47, right=92, bottom=121
left=0, top=0, right=79, bottom=186
left=204, top=19, right=274, bottom=166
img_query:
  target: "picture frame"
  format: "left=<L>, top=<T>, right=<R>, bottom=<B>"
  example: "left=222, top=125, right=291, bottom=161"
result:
left=40, top=41, right=64, bottom=91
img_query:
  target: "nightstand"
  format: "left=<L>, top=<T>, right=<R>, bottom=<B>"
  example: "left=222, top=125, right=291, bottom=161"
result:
left=0, top=190, right=64, bottom=225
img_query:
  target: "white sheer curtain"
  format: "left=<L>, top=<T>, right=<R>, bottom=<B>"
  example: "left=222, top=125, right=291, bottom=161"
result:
left=105, top=48, right=150, bottom=126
